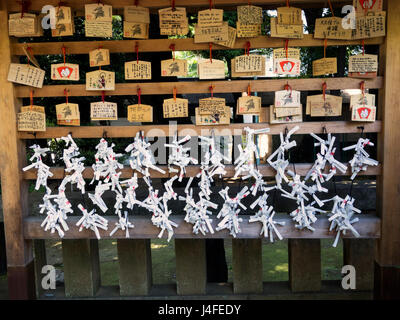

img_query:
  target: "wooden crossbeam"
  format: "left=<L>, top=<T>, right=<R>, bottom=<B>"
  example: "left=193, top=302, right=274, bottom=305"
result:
left=15, top=77, right=383, bottom=98
left=5, top=0, right=356, bottom=13
left=22, top=164, right=382, bottom=180
left=23, top=214, right=381, bottom=239
left=11, top=35, right=383, bottom=56
left=17, top=121, right=382, bottom=139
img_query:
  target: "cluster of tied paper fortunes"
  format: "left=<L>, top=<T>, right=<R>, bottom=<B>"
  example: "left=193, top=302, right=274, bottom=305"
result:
left=24, top=126, right=378, bottom=246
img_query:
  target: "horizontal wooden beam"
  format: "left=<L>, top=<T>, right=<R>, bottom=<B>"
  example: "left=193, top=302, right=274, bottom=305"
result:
left=17, top=121, right=382, bottom=139
left=22, top=164, right=382, bottom=180
left=11, top=35, right=383, bottom=56
left=15, top=77, right=383, bottom=98
left=6, top=0, right=354, bottom=13
left=23, top=214, right=381, bottom=239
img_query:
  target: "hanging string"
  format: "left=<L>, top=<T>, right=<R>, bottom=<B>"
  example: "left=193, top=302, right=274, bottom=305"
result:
left=61, top=45, right=66, bottom=65
left=327, top=0, right=335, bottom=17
left=173, top=87, right=177, bottom=102
left=245, top=41, right=251, bottom=56
left=169, top=43, right=176, bottom=61
left=360, top=81, right=365, bottom=103
left=285, top=39, right=289, bottom=58
left=57, top=1, right=67, bottom=14
left=18, top=0, right=31, bottom=18
left=284, top=81, right=292, bottom=98
left=286, top=0, right=289, bottom=7
left=30, top=90, right=33, bottom=110
left=248, top=0, right=251, bottom=5
left=96, top=0, right=104, bottom=5
left=171, top=0, right=175, bottom=10
left=26, top=46, right=34, bottom=66
left=134, top=0, right=139, bottom=6
left=135, top=42, right=139, bottom=64
left=324, top=38, right=327, bottom=58
left=362, top=39, right=365, bottom=56
left=209, top=0, right=213, bottom=10
left=101, top=90, right=105, bottom=102
left=64, top=88, right=69, bottom=104
left=322, top=81, right=327, bottom=101
left=209, top=43, right=213, bottom=63
left=209, top=85, right=214, bottom=98
left=247, top=83, right=251, bottom=96
left=137, top=87, right=141, bottom=105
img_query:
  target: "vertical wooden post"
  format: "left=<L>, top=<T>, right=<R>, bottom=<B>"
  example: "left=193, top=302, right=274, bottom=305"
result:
left=33, top=240, right=47, bottom=298
left=232, top=239, right=263, bottom=294
left=343, top=239, right=374, bottom=291
left=117, top=239, right=152, bottom=296
left=175, top=239, right=207, bottom=295
left=375, top=0, right=400, bottom=299
left=0, top=222, right=7, bottom=275
left=62, top=240, right=101, bottom=297
left=289, top=239, right=321, bottom=292
left=0, top=1, right=35, bottom=299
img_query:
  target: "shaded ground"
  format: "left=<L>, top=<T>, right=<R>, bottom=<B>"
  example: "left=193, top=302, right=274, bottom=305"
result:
left=0, top=237, right=342, bottom=299
left=44, top=238, right=343, bottom=286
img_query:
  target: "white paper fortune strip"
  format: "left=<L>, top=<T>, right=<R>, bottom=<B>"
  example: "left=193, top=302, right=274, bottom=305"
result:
left=249, top=193, right=285, bottom=242
left=343, top=138, right=378, bottom=180
left=165, top=133, right=198, bottom=182
left=216, top=186, right=250, bottom=237
left=267, top=126, right=299, bottom=188
left=305, top=133, right=347, bottom=187
left=327, top=195, right=361, bottom=247
left=77, top=204, right=109, bottom=240
left=23, top=144, right=53, bottom=193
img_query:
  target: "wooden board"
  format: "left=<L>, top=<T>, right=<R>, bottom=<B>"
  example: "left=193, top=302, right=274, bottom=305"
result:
left=17, top=121, right=382, bottom=139
left=376, top=0, right=400, bottom=268
left=23, top=214, right=381, bottom=240
left=0, top=0, right=34, bottom=299
left=22, top=163, right=382, bottom=180
left=6, top=1, right=360, bottom=12
left=14, top=77, right=384, bottom=97
left=11, top=35, right=384, bottom=56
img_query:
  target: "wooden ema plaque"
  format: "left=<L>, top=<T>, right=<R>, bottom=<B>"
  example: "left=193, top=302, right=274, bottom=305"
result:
left=86, top=70, right=115, bottom=91
left=158, top=7, right=188, bottom=36
left=89, top=48, right=110, bottom=67
left=8, top=63, right=45, bottom=88
left=127, top=104, right=153, bottom=122
left=233, top=55, right=264, bottom=73
left=306, top=94, right=342, bottom=117
left=51, top=6, right=74, bottom=37
left=198, top=59, right=225, bottom=80
left=125, top=61, right=152, bottom=80
left=194, top=22, right=229, bottom=43
left=85, top=4, right=113, bottom=38
left=237, top=96, right=261, bottom=115
left=51, top=63, right=79, bottom=81
left=237, top=5, right=263, bottom=24
left=56, top=103, right=80, bottom=126
left=195, top=107, right=230, bottom=125
left=197, top=8, right=223, bottom=27
left=312, top=58, right=337, bottom=76
left=214, top=26, right=237, bottom=48
left=161, top=59, right=188, bottom=77
left=163, top=98, right=189, bottom=118
left=17, top=110, right=46, bottom=132
left=90, top=101, right=118, bottom=121
left=270, top=105, right=302, bottom=124
left=352, top=105, right=376, bottom=122
left=199, top=97, right=226, bottom=115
